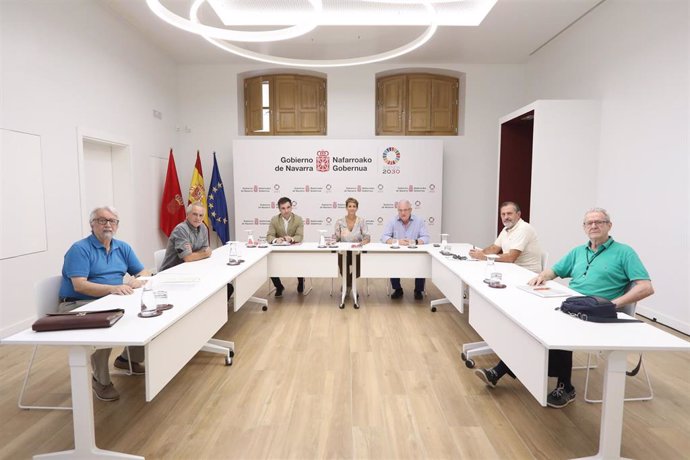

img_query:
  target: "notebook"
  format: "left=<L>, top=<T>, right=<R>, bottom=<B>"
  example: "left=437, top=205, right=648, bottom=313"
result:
left=516, top=284, right=571, bottom=298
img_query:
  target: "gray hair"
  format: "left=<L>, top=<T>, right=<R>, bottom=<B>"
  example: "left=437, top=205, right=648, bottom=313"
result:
left=500, top=201, right=521, bottom=213
left=397, top=199, right=412, bottom=210
left=584, top=207, right=611, bottom=222
left=187, top=201, right=204, bottom=214
left=89, top=206, right=119, bottom=222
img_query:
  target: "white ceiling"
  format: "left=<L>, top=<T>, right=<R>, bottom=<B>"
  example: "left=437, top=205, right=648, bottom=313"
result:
left=104, top=0, right=604, bottom=65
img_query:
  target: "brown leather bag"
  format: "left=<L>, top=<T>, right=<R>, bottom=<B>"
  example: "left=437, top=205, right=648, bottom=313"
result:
left=32, top=308, right=125, bottom=332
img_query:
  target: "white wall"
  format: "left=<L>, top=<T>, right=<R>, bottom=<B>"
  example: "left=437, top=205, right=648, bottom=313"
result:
left=175, top=63, right=527, bottom=249
left=12, top=1, right=682, bottom=336
left=0, top=0, right=177, bottom=336
left=525, top=0, right=689, bottom=332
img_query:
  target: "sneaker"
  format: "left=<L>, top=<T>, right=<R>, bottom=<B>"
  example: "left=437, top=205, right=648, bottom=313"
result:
left=547, top=383, right=576, bottom=408
left=114, top=356, right=145, bottom=375
left=474, top=368, right=499, bottom=388
left=297, top=278, right=305, bottom=293
left=414, top=290, right=423, bottom=300
left=92, top=377, right=120, bottom=401
left=275, top=285, right=284, bottom=297
left=391, top=288, right=403, bottom=299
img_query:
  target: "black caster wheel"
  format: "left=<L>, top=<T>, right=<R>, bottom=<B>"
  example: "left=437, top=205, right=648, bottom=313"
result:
left=465, top=359, right=475, bottom=369
left=354, top=303, right=360, bottom=309
left=339, top=303, right=345, bottom=309
left=229, top=350, right=235, bottom=358
left=225, top=356, right=233, bottom=366
left=262, top=305, right=268, bottom=311
left=431, top=306, right=437, bottom=312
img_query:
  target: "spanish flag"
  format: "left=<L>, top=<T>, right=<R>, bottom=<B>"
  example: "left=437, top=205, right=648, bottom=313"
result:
left=188, top=151, right=210, bottom=228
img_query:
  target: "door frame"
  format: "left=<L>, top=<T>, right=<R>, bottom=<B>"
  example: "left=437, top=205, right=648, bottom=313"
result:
left=76, top=127, right=134, bottom=245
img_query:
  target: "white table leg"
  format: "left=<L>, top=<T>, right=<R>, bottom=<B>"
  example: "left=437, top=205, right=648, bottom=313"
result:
left=430, top=298, right=450, bottom=312
left=35, top=346, right=143, bottom=459
left=351, top=251, right=359, bottom=309
left=201, top=338, right=235, bottom=366
left=574, top=350, right=631, bottom=460
left=248, top=296, right=268, bottom=312
left=339, top=251, right=347, bottom=309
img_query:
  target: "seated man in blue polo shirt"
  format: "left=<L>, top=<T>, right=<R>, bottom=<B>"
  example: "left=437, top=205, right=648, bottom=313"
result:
left=380, top=199, right=431, bottom=300
left=473, top=208, right=654, bottom=408
left=59, top=206, right=148, bottom=402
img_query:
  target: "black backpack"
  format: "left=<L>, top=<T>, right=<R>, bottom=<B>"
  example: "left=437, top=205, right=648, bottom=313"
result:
left=558, top=295, right=641, bottom=323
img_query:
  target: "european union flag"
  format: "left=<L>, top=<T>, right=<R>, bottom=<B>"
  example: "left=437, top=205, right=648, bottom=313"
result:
left=207, top=152, right=229, bottom=244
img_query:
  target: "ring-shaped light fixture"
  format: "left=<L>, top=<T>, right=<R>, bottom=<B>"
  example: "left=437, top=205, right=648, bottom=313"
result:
left=191, top=0, right=438, bottom=68
left=146, top=0, right=322, bottom=42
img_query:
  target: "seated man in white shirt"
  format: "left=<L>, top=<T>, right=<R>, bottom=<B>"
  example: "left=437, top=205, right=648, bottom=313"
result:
left=469, top=201, right=543, bottom=273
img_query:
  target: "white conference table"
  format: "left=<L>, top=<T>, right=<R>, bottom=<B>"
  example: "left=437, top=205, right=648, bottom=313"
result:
left=265, top=242, right=345, bottom=305
left=349, top=242, right=433, bottom=307
left=264, top=241, right=432, bottom=308
left=4, top=242, right=689, bottom=459
left=2, top=244, right=269, bottom=460
left=426, top=247, right=690, bottom=460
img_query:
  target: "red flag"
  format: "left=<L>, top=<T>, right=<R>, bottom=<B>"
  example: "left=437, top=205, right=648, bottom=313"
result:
left=160, top=149, right=186, bottom=236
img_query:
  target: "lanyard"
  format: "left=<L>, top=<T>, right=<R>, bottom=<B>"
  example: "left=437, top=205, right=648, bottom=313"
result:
left=583, top=244, right=608, bottom=277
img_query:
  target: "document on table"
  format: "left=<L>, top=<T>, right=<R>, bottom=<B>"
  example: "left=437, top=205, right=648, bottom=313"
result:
left=153, top=274, right=201, bottom=284
left=516, top=284, right=571, bottom=298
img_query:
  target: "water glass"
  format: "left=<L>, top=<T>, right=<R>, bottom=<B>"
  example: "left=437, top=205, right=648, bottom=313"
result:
left=228, top=243, right=239, bottom=264
left=489, top=272, right=503, bottom=287
left=154, top=290, right=172, bottom=310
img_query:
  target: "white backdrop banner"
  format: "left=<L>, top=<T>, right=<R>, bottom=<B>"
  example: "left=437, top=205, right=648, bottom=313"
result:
left=232, top=139, right=443, bottom=244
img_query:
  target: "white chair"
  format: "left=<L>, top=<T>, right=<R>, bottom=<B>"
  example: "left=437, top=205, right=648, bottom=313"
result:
left=583, top=299, right=654, bottom=403
left=18, top=275, right=72, bottom=411
left=540, top=251, right=549, bottom=274
left=154, top=248, right=166, bottom=274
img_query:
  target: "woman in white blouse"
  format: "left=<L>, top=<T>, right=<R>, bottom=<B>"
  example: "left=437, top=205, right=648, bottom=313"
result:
left=334, top=197, right=370, bottom=287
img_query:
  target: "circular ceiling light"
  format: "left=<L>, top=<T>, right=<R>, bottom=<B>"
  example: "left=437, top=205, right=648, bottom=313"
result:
left=146, top=0, right=322, bottom=42
left=191, top=1, right=438, bottom=68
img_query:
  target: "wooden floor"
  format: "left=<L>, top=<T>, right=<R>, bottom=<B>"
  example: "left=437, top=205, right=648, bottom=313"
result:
left=1, top=279, right=689, bottom=460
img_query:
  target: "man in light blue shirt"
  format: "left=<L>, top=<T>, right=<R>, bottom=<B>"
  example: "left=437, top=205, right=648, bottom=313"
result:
left=59, top=206, right=148, bottom=402
left=380, top=199, right=430, bottom=299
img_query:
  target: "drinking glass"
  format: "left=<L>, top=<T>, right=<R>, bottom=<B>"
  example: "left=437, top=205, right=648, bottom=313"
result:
left=154, top=290, right=172, bottom=310
left=228, top=243, right=239, bottom=265
left=489, top=272, right=503, bottom=288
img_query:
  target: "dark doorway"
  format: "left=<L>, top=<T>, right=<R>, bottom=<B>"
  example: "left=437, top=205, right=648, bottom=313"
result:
left=497, top=110, right=534, bottom=234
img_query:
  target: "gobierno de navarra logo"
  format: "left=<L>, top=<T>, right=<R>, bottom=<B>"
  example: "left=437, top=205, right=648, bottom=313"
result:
left=382, top=147, right=401, bottom=165
left=316, top=150, right=330, bottom=172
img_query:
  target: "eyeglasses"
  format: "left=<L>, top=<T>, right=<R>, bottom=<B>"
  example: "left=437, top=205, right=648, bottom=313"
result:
left=93, top=218, right=119, bottom=226
left=398, top=208, right=412, bottom=212
left=583, top=220, right=609, bottom=227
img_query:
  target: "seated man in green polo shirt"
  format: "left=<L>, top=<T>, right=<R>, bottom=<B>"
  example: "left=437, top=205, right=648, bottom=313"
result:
left=473, top=207, right=654, bottom=408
